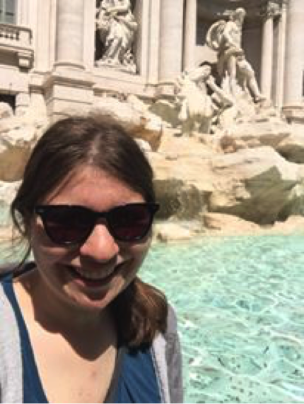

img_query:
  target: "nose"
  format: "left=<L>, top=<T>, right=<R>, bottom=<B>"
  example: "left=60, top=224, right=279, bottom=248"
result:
left=79, top=223, right=119, bottom=262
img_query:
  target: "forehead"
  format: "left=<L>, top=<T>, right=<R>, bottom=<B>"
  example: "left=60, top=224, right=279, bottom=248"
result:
left=44, top=165, right=143, bottom=207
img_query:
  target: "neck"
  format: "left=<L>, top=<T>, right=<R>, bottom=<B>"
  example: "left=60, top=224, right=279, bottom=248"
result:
left=18, top=269, right=111, bottom=333
left=15, top=269, right=117, bottom=358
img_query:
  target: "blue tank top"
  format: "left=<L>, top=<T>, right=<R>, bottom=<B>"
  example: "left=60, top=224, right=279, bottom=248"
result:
left=1, top=273, right=161, bottom=403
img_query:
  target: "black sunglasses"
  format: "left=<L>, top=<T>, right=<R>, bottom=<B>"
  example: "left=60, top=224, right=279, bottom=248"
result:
left=34, top=203, right=159, bottom=245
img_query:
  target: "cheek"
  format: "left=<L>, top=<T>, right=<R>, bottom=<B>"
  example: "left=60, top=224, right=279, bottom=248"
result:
left=30, top=218, right=49, bottom=247
left=118, top=238, right=151, bottom=281
left=30, top=221, right=70, bottom=266
left=130, top=238, right=151, bottom=271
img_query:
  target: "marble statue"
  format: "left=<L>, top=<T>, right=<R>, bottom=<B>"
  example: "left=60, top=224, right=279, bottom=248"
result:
left=206, top=8, right=264, bottom=102
left=96, top=0, right=138, bottom=73
left=175, top=64, right=233, bottom=135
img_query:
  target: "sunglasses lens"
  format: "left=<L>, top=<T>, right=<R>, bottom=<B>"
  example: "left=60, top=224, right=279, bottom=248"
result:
left=109, top=204, right=156, bottom=241
left=36, top=203, right=159, bottom=245
left=41, top=207, right=93, bottom=245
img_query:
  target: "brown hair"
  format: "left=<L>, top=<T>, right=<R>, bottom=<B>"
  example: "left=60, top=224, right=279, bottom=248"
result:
left=11, top=115, right=168, bottom=347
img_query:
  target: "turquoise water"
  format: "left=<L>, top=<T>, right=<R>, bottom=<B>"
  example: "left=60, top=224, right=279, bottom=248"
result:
left=142, top=235, right=304, bottom=403
left=2, top=234, right=304, bottom=402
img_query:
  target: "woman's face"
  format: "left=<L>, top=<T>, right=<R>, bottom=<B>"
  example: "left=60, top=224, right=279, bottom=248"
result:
left=30, top=165, right=152, bottom=312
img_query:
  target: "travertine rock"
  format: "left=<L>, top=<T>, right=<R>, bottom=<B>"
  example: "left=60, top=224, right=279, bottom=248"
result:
left=220, top=120, right=291, bottom=153
left=1, top=99, right=304, bottom=238
left=154, top=179, right=207, bottom=220
left=0, top=125, right=38, bottom=182
left=209, top=147, right=301, bottom=224
left=0, top=112, right=47, bottom=136
left=277, top=126, right=304, bottom=163
left=149, top=149, right=216, bottom=220
left=271, top=215, right=304, bottom=234
left=90, top=97, right=163, bottom=150
left=157, top=128, right=220, bottom=156
left=154, top=222, right=200, bottom=242
left=0, top=103, right=14, bottom=120
left=203, top=212, right=261, bottom=233
left=0, top=181, right=19, bottom=226
left=135, top=139, right=152, bottom=152
left=150, top=145, right=304, bottom=226
left=149, top=99, right=180, bottom=128
left=279, top=175, right=304, bottom=218
left=0, top=116, right=21, bottom=134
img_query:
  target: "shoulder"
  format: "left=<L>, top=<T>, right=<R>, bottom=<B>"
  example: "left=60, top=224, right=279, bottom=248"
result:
left=0, top=262, right=22, bottom=280
left=0, top=280, right=23, bottom=403
left=165, top=304, right=178, bottom=337
left=152, top=304, right=183, bottom=403
left=0, top=264, right=14, bottom=278
left=0, top=285, right=13, bottom=343
left=164, top=304, right=183, bottom=379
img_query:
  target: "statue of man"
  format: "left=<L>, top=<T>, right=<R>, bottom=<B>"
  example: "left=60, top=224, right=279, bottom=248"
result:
left=96, top=0, right=138, bottom=71
left=206, top=8, right=264, bottom=102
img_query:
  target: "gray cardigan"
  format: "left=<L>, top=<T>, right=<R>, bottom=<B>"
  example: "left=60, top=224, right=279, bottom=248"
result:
left=0, top=282, right=183, bottom=403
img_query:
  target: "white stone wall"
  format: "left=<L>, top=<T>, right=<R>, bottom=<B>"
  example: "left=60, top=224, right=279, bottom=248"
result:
left=0, top=0, right=303, bottom=121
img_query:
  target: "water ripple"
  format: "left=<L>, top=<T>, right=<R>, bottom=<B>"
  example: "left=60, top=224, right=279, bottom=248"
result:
left=142, top=235, right=304, bottom=403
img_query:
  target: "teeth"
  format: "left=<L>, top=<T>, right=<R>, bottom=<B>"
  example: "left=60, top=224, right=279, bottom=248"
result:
left=71, top=266, right=115, bottom=281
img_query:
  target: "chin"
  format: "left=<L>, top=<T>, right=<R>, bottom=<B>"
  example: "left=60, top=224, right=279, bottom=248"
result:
left=63, top=281, right=124, bottom=312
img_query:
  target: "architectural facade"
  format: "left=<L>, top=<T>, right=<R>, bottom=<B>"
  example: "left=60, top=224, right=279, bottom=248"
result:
left=0, top=0, right=303, bottom=121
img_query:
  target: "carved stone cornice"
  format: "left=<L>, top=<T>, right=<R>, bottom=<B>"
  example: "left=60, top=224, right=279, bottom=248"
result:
left=198, top=0, right=261, bottom=20
left=197, top=0, right=288, bottom=20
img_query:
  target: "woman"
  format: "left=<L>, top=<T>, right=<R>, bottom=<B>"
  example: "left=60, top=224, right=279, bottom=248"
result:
left=0, top=116, right=183, bottom=403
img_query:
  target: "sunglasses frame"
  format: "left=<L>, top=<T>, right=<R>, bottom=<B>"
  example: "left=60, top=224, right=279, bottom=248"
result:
left=34, top=202, right=159, bottom=245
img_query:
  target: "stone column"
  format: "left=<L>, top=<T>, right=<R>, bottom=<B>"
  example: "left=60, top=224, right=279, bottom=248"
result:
left=183, top=0, right=197, bottom=71
left=44, top=0, right=94, bottom=119
left=34, top=0, right=52, bottom=71
left=146, top=0, right=161, bottom=84
left=15, top=92, right=31, bottom=116
left=284, top=0, right=304, bottom=105
left=17, top=0, right=30, bottom=26
left=83, top=0, right=96, bottom=70
left=275, top=0, right=287, bottom=108
left=54, top=0, right=85, bottom=70
left=133, top=0, right=150, bottom=79
left=159, top=0, right=184, bottom=82
left=260, top=5, right=275, bottom=99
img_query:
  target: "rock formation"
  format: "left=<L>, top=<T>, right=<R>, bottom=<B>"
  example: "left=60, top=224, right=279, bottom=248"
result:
left=0, top=102, right=48, bottom=229
left=1, top=91, right=304, bottom=241
left=148, top=117, right=304, bottom=238
left=89, top=95, right=163, bottom=151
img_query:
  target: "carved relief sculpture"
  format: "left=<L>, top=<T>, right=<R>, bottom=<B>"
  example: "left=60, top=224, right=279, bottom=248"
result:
left=206, top=8, right=265, bottom=103
left=175, top=64, right=233, bottom=135
left=96, top=0, right=138, bottom=73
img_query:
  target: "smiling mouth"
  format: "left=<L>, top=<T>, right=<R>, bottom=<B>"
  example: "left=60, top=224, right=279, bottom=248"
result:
left=67, top=263, right=124, bottom=286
